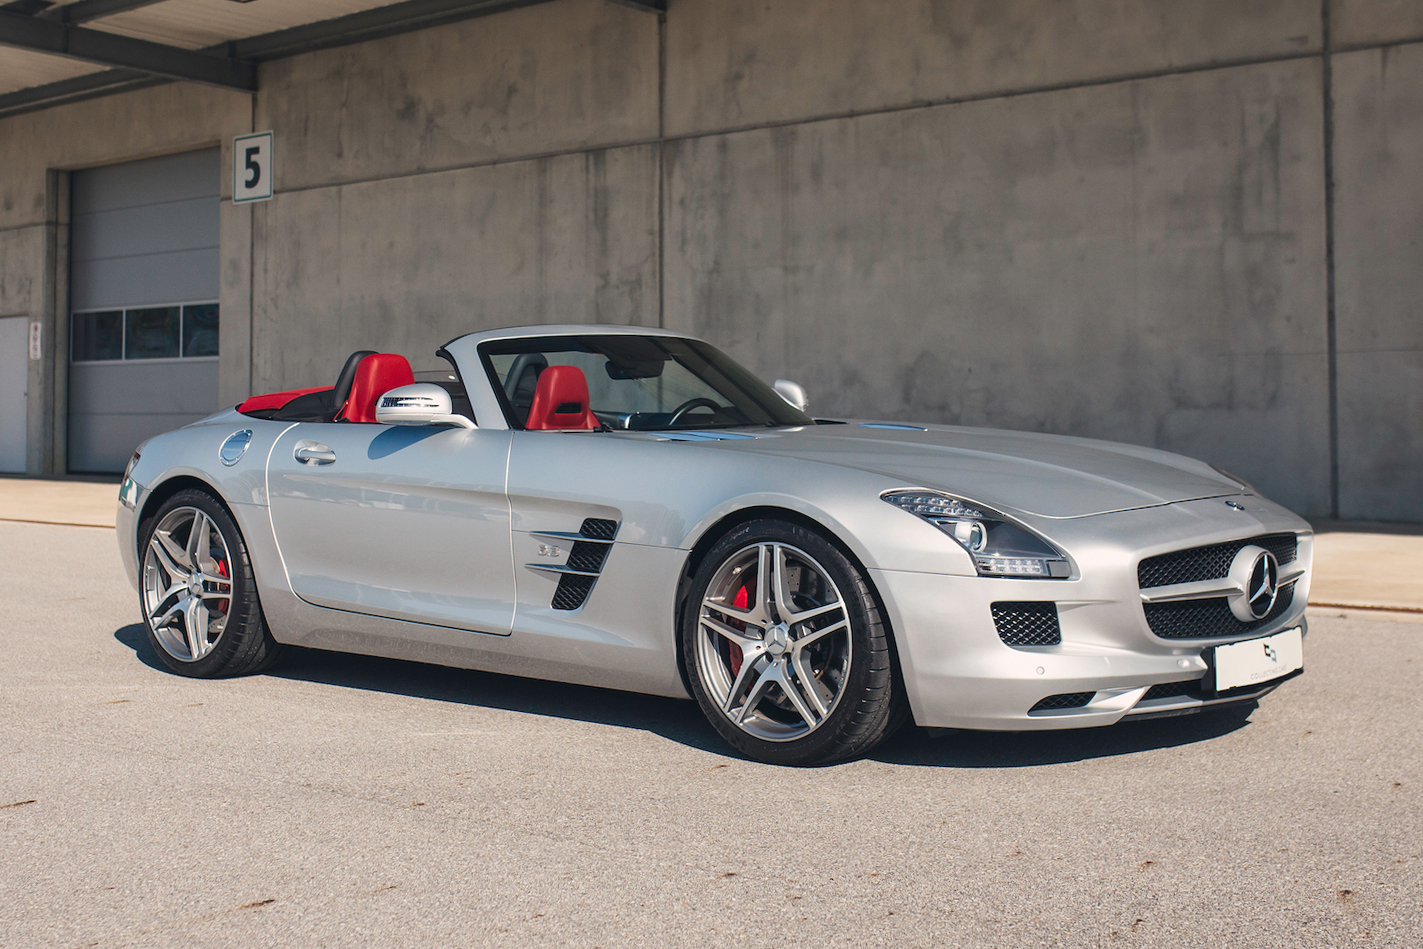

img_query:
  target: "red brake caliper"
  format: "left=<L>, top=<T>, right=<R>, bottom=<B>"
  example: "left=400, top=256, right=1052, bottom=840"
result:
left=214, top=558, right=230, bottom=614
left=728, top=582, right=749, bottom=676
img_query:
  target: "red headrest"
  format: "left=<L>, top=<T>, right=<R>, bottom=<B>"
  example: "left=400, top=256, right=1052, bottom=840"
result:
left=524, top=365, right=600, bottom=430
left=337, top=353, right=414, bottom=423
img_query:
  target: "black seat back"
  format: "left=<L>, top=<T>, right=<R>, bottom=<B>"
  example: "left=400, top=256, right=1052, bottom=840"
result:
left=503, top=353, right=548, bottom=427
left=332, top=350, right=378, bottom=414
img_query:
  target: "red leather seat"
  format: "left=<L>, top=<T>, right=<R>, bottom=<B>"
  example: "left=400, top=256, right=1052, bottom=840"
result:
left=524, top=365, right=600, bottom=430
left=238, top=385, right=332, bottom=414
left=336, top=353, right=415, bottom=423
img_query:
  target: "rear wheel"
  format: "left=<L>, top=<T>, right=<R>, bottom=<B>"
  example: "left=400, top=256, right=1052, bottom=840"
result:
left=682, top=519, right=905, bottom=765
left=139, top=489, right=283, bottom=677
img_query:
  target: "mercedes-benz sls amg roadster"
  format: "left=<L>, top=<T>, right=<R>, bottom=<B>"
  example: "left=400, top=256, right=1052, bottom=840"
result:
left=117, top=325, right=1311, bottom=765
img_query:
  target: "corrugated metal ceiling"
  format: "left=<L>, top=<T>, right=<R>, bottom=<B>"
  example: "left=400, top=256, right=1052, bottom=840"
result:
left=0, top=0, right=425, bottom=97
left=0, top=40, right=104, bottom=93
left=0, top=0, right=657, bottom=114
left=87, top=0, right=404, bottom=52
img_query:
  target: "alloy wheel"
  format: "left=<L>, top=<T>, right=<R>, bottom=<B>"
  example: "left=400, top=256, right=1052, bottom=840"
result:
left=695, top=542, right=852, bottom=742
left=142, top=506, right=234, bottom=662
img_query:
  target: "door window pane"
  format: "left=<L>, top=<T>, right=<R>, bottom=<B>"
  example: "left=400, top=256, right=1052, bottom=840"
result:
left=182, top=304, right=219, bottom=357
left=71, top=311, right=124, bottom=361
left=125, top=306, right=180, bottom=359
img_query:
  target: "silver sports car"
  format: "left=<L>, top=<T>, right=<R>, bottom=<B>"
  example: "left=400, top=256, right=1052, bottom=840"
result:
left=117, top=325, right=1311, bottom=765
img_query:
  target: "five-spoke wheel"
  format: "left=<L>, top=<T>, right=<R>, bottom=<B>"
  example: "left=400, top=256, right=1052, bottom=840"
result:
left=683, top=519, right=905, bottom=765
left=695, top=541, right=852, bottom=741
left=139, top=489, right=283, bottom=677
left=143, top=506, right=233, bottom=662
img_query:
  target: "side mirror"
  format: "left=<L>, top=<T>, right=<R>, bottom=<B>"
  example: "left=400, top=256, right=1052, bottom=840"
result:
left=773, top=379, right=808, bottom=412
left=375, top=383, right=476, bottom=429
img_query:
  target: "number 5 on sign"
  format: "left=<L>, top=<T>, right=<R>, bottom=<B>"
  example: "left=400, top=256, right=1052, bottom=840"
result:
left=233, top=131, right=273, bottom=203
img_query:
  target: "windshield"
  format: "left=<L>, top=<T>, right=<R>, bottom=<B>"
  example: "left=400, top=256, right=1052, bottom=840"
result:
left=479, top=335, right=813, bottom=431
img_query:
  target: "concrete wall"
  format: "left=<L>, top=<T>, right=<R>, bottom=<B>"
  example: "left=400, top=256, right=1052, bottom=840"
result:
left=1331, top=42, right=1423, bottom=521
left=245, top=0, right=660, bottom=391
left=664, top=58, right=1331, bottom=513
left=0, top=0, right=1419, bottom=520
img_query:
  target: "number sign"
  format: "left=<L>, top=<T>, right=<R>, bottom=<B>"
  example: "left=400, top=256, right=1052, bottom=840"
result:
left=233, top=131, right=274, bottom=204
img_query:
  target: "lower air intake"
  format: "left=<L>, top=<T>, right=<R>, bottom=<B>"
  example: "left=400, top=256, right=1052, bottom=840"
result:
left=1142, top=680, right=1201, bottom=701
left=1029, top=692, right=1094, bottom=712
left=992, top=602, right=1061, bottom=647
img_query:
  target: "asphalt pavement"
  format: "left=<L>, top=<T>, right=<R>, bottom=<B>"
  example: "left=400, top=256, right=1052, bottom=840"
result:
left=2, top=518, right=1421, bottom=948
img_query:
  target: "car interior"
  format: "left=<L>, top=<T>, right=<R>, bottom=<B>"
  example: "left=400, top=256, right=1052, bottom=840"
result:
left=238, top=350, right=475, bottom=425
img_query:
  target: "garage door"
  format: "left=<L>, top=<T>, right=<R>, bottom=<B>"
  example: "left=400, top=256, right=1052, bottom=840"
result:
left=0, top=316, right=26, bottom=473
left=68, top=149, right=220, bottom=473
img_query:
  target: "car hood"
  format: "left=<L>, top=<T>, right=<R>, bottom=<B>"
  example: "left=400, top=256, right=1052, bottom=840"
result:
left=712, top=423, right=1243, bottom=519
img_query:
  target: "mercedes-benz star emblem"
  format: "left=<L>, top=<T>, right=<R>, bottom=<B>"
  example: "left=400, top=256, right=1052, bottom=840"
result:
left=1245, top=551, right=1279, bottom=620
left=1225, top=545, right=1284, bottom=622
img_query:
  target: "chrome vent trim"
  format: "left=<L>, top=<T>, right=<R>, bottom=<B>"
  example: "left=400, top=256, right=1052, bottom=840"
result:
left=526, top=518, right=621, bottom=611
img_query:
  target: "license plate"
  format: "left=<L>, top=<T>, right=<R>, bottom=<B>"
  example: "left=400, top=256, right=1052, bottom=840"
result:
left=1212, top=627, right=1304, bottom=691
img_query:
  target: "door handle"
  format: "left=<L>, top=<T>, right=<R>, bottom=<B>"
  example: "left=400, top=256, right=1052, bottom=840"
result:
left=294, top=441, right=336, bottom=466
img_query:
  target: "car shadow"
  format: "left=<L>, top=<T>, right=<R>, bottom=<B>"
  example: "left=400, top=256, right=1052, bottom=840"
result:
left=114, top=623, right=1254, bottom=768
left=112, top=623, right=726, bottom=756
left=871, top=705, right=1255, bottom=768
left=115, top=623, right=174, bottom=674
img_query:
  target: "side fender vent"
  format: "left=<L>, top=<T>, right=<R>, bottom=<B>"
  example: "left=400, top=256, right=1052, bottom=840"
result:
left=566, top=541, right=611, bottom=574
left=552, top=574, right=597, bottom=612
left=579, top=518, right=619, bottom=540
left=542, top=518, right=622, bottom=611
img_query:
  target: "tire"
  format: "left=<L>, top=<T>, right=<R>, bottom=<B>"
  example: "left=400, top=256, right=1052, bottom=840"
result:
left=137, top=488, right=283, bottom=677
left=681, top=519, right=906, bottom=766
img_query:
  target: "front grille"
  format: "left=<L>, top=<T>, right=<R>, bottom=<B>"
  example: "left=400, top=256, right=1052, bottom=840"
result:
left=551, top=574, right=597, bottom=611
left=1030, top=692, right=1094, bottom=712
left=579, top=518, right=619, bottom=540
left=1142, top=680, right=1201, bottom=701
left=1137, top=533, right=1297, bottom=589
left=992, top=602, right=1061, bottom=647
left=1143, top=581, right=1296, bottom=639
left=565, top=541, right=610, bottom=574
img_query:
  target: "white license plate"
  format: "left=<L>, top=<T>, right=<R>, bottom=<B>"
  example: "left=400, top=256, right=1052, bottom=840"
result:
left=1212, top=627, right=1304, bottom=691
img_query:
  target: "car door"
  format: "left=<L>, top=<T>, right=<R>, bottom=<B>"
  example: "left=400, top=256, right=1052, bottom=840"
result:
left=267, top=421, right=515, bottom=635
left=504, top=428, right=726, bottom=630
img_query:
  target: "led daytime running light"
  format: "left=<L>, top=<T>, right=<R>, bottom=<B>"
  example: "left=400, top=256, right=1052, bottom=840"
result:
left=883, top=493, right=986, bottom=520
left=882, top=489, right=1069, bottom=579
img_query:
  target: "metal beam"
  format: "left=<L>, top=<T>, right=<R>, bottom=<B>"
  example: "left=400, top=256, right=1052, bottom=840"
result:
left=604, top=0, right=664, bottom=13
left=0, top=1, right=54, bottom=17
left=37, top=0, right=170, bottom=25
left=0, top=10, right=255, bottom=89
left=231, top=0, right=556, bottom=60
left=0, top=66, right=154, bottom=114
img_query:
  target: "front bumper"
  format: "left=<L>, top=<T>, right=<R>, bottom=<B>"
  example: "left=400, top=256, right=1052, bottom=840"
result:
left=116, top=477, right=143, bottom=592
left=873, top=495, right=1311, bottom=731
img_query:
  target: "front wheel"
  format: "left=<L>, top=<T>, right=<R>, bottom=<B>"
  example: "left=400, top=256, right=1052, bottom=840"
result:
left=138, top=488, right=283, bottom=677
left=681, top=519, right=906, bottom=765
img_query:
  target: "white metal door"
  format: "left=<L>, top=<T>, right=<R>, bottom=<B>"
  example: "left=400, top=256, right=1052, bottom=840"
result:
left=0, top=317, right=27, bottom=473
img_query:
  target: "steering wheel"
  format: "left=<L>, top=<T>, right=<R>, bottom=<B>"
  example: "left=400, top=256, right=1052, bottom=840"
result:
left=667, top=397, right=722, bottom=426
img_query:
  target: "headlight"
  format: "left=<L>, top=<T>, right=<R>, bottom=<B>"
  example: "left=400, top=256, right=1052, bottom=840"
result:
left=123, top=450, right=141, bottom=482
left=882, top=490, right=1070, bottom=578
